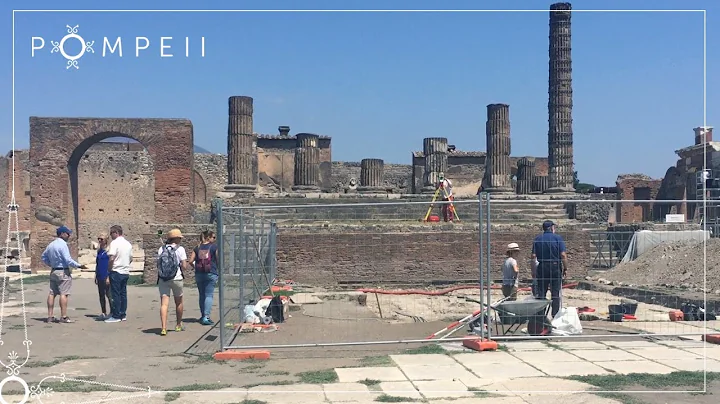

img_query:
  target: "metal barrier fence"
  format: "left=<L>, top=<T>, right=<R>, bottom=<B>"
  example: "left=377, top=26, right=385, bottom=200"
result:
left=216, top=201, right=278, bottom=350
left=215, top=196, right=715, bottom=351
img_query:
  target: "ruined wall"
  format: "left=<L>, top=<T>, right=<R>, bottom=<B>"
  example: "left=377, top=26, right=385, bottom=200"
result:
left=570, top=193, right=615, bottom=223
left=0, top=150, right=32, bottom=258
left=330, top=162, right=413, bottom=193
left=75, top=144, right=155, bottom=248
left=616, top=175, right=662, bottom=223
left=256, top=136, right=332, bottom=191
left=275, top=224, right=591, bottom=286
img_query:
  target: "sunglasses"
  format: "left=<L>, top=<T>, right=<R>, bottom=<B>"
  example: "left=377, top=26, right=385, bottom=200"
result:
left=98, top=238, right=105, bottom=241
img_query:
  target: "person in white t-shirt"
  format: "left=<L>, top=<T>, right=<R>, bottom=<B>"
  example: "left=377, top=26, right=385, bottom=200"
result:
left=439, top=175, right=455, bottom=222
left=105, top=225, right=134, bottom=323
left=157, top=228, right=189, bottom=336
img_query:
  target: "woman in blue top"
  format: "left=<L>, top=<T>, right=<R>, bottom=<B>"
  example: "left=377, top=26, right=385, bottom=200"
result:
left=95, top=233, right=112, bottom=319
left=188, top=230, right=218, bottom=326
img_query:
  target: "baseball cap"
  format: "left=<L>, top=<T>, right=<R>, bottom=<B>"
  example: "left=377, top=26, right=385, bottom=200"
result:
left=542, top=220, right=555, bottom=230
left=56, top=226, right=72, bottom=236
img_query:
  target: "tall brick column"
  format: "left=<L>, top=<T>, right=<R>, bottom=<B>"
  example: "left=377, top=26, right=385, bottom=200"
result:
left=547, top=2, right=575, bottom=193
left=422, top=137, right=448, bottom=193
left=292, top=133, right=320, bottom=191
left=225, top=96, right=257, bottom=193
left=483, top=104, right=513, bottom=193
left=516, top=157, right=536, bottom=195
left=358, top=158, right=384, bottom=193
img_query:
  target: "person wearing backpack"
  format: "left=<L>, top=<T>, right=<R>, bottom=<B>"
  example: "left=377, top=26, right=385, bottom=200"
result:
left=188, top=230, right=218, bottom=326
left=156, top=228, right=189, bottom=336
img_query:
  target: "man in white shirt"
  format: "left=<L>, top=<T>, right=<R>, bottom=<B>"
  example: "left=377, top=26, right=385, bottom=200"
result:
left=157, top=228, right=189, bottom=336
left=105, top=225, right=133, bottom=323
left=440, top=175, right=455, bottom=222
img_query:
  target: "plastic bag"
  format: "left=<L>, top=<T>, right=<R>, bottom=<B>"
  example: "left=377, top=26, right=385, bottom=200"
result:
left=550, top=307, right=583, bottom=336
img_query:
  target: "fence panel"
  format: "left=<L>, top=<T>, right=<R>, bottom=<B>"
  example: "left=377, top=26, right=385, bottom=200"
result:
left=485, top=197, right=713, bottom=342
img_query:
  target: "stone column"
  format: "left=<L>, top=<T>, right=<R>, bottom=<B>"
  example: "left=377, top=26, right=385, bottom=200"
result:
left=292, top=133, right=320, bottom=191
left=547, top=2, right=575, bottom=193
left=516, top=157, right=536, bottom=195
left=422, top=138, right=448, bottom=193
left=533, top=175, right=549, bottom=194
left=358, top=158, right=384, bottom=193
left=225, top=96, right=257, bottom=193
left=483, top=104, right=514, bottom=193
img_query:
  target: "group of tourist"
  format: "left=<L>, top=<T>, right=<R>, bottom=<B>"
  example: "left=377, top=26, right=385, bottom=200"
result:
left=41, top=225, right=219, bottom=336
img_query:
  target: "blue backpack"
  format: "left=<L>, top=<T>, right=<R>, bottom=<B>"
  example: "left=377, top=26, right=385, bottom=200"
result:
left=157, top=245, right=181, bottom=281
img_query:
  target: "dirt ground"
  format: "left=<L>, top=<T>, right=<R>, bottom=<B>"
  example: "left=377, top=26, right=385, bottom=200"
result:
left=604, top=238, right=720, bottom=293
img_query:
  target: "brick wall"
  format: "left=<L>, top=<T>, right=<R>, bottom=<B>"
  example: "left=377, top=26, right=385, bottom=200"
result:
left=274, top=224, right=591, bottom=287
left=330, top=162, right=413, bottom=193
left=616, top=176, right=662, bottom=223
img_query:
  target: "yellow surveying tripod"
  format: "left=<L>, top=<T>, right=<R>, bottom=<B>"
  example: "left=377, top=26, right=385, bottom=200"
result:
left=422, top=177, right=460, bottom=222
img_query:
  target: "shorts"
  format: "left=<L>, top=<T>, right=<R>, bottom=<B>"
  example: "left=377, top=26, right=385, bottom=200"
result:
left=158, top=279, right=183, bottom=297
left=49, top=269, right=72, bottom=296
left=501, top=285, right=518, bottom=301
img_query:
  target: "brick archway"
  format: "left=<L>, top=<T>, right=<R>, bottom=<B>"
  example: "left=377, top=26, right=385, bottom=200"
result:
left=29, top=117, right=194, bottom=270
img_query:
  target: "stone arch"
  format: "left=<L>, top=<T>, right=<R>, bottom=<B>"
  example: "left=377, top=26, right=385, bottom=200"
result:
left=29, top=117, right=194, bottom=268
left=193, top=169, right=208, bottom=204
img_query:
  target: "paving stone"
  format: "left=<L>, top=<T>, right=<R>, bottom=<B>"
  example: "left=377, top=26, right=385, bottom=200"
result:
left=504, top=377, right=595, bottom=394
left=452, top=351, right=524, bottom=367
left=378, top=381, right=423, bottom=399
left=413, top=379, right=474, bottom=399
left=552, top=341, right=608, bottom=350
left=170, top=389, right=248, bottom=403
left=511, top=349, right=584, bottom=363
left=40, top=357, right=121, bottom=377
left=655, top=358, right=720, bottom=372
left=247, top=383, right=325, bottom=403
left=389, top=353, right=457, bottom=366
left=529, top=361, right=610, bottom=377
left=398, top=363, right=478, bottom=381
left=627, top=347, right=705, bottom=361
left=593, top=360, right=675, bottom=375
left=290, top=293, right=324, bottom=304
left=503, top=341, right=553, bottom=351
left=334, top=366, right=407, bottom=383
left=569, top=348, right=645, bottom=361
left=682, top=347, right=720, bottom=360
left=433, top=398, right=527, bottom=404
left=522, top=393, right=625, bottom=403
left=601, top=340, right=661, bottom=349
left=626, top=321, right=704, bottom=335
left=323, top=382, right=379, bottom=402
left=470, top=362, right=546, bottom=379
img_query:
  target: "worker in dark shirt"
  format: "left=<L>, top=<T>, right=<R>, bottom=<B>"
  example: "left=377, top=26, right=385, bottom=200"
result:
left=531, top=220, right=568, bottom=317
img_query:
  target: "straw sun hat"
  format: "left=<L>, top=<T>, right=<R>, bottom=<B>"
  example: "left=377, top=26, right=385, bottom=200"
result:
left=166, top=228, right=184, bottom=240
left=506, top=243, right=520, bottom=252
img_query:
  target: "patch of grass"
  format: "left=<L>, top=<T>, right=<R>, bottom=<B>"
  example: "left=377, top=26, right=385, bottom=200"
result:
left=359, top=355, right=394, bottom=367
left=265, top=370, right=290, bottom=376
left=185, top=354, right=220, bottom=365
left=296, top=369, right=338, bottom=384
left=25, top=355, right=101, bottom=368
left=239, top=400, right=268, bottom=404
left=570, top=371, right=720, bottom=390
left=403, top=344, right=445, bottom=355
left=8, top=324, right=25, bottom=330
left=167, top=383, right=231, bottom=391
left=241, top=380, right=294, bottom=389
left=244, top=363, right=265, bottom=371
left=374, top=394, right=417, bottom=402
left=358, top=379, right=381, bottom=386
left=164, top=392, right=181, bottom=402
left=4, top=376, right=110, bottom=394
left=469, top=387, right=504, bottom=398
left=169, top=365, right=195, bottom=371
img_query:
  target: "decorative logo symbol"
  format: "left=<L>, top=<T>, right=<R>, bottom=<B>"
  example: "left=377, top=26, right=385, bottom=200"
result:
left=50, top=25, right=95, bottom=70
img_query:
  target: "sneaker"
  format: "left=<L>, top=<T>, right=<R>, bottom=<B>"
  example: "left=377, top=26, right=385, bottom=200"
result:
left=160, top=329, right=167, bottom=336
left=98, top=314, right=106, bottom=320
left=121, top=317, right=127, bottom=322
left=175, top=325, right=185, bottom=332
left=104, top=317, right=121, bottom=323
left=200, top=317, right=213, bottom=326
left=46, top=317, right=56, bottom=323
left=60, top=317, right=74, bottom=323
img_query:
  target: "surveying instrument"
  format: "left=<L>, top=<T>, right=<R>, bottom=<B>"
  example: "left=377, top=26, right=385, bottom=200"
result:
left=422, top=173, right=460, bottom=222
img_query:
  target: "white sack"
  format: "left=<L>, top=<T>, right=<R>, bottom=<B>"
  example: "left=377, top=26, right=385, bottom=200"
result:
left=550, top=307, right=583, bottom=336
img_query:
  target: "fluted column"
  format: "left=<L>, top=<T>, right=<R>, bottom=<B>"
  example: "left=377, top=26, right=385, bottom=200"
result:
left=358, top=158, right=384, bottom=193
left=533, top=175, right=549, bottom=193
left=547, top=2, right=575, bottom=193
left=225, top=96, right=258, bottom=193
left=516, top=157, right=536, bottom=195
left=483, top=104, right=513, bottom=193
left=292, top=133, right=320, bottom=191
left=422, top=138, right=448, bottom=193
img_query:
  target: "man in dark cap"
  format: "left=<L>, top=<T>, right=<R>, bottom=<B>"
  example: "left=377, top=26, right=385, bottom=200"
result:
left=531, top=220, right=567, bottom=317
left=41, top=226, right=88, bottom=323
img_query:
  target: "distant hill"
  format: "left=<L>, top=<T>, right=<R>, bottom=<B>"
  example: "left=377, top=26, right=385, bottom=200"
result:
left=100, top=137, right=214, bottom=154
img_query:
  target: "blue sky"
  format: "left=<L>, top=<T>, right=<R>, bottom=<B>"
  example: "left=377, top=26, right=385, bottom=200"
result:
left=1, top=0, right=715, bottom=185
